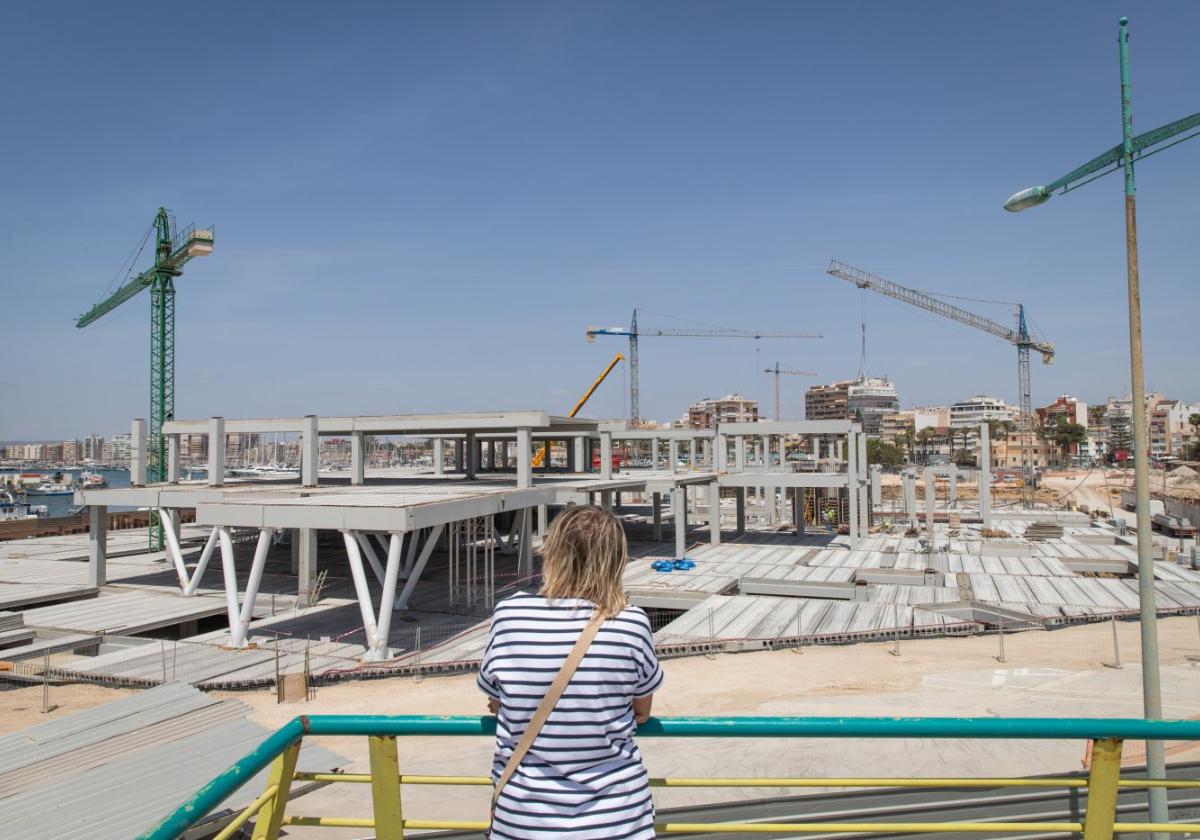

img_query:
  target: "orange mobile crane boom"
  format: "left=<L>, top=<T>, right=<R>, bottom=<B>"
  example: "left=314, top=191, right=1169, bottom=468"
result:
left=533, top=353, right=624, bottom=467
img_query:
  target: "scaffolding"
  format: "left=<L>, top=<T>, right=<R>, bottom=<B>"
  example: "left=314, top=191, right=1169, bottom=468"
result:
left=449, top=516, right=496, bottom=611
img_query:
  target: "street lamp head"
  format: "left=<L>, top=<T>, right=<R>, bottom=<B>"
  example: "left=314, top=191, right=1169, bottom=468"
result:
left=1119, top=16, right=1128, bottom=26
left=1003, top=185, right=1052, bottom=212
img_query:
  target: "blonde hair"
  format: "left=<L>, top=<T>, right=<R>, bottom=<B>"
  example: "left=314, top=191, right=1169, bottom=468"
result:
left=539, top=505, right=628, bottom=617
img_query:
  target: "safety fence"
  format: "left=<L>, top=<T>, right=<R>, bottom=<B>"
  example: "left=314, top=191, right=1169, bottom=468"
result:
left=139, top=714, right=1200, bottom=839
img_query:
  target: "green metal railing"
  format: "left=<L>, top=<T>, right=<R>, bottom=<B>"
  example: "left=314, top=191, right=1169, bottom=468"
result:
left=140, top=715, right=1200, bottom=840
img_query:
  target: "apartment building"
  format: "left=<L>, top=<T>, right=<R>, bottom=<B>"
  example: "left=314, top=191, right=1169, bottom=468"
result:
left=950, top=395, right=1017, bottom=428
left=686, top=394, right=759, bottom=429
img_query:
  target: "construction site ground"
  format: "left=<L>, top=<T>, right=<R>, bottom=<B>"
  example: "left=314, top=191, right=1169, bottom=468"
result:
left=4, top=615, right=1199, bottom=837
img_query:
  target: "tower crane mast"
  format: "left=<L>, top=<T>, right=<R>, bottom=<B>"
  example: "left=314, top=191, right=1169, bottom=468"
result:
left=587, top=309, right=821, bottom=426
left=76, top=207, right=214, bottom=546
left=763, top=363, right=817, bottom=421
left=826, top=260, right=1054, bottom=507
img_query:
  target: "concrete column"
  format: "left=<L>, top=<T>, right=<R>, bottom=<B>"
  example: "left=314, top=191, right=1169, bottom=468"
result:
left=167, top=435, right=180, bottom=484
left=668, top=439, right=679, bottom=473
left=207, top=417, right=224, bottom=487
left=847, top=432, right=860, bottom=547
left=735, top=437, right=746, bottom=471
left=301, top=415, right=319, bottom=487
left=870, top=466, right=882, bottom=510
left=903, top=470, right=917, bottom=516
left=88, top=504, right=107, bottom=586
left=652, top=492, right=663, bottom=541
left=978, top=422, right=992, bottom=528
left=688, top=439, right=697, bottom=470
left=735, top=487, right=746, bottom=534
left=715, top=434, right=727, bottom=471
left=487, top=440, right=496, bottom=470
left=433, top=438, right=445, bottom=476
left=857, top=432, right=869, bottom=532
left=702, top=438, right=711, bottom=468
left=709, top=481, right=721, bottom=545
left=572, top=437, right=584, bottom=473
left=465, top=433, right=477, bottom=480
left=767, top=484, right=778, bottom=525
left=600, top=490, right=612, bottom=512
left=351, top=431, right=365, bottom=485
left=131, top=418, right=148, bottom=486
left=297, top=528, right=318, bottom=599
left=673, top=488, right=687, bottom=559
left=537, top=504, right=548, bottom=540
left=924, top=468, right=936, bottom=544
left=516, top=428, right=532, bottom=488
left=600, top=432, right=613, bottom=480
left=948, top=466, right=958, bottom=508
left=454, top=439, right=464, bottom=472
left=761, top=435, right=770, bottom=468
left=794, top=490, right=804, bottom=536
left=651, top=437, right=660, bottom=469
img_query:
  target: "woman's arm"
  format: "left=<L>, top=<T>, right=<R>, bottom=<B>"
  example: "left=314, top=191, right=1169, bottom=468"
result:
left=488, top=698, right=500, bottom=715
left=633, top=694, right=653, bottom=724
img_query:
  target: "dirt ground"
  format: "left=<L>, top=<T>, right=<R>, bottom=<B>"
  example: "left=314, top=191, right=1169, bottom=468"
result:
left=5, top=616, right=1200, bottom=837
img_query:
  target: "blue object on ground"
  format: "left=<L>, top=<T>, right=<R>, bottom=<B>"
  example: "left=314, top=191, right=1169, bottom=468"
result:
left=673, top=558, right=696, bottom=570
left=650, top=559, right=675, bottom=573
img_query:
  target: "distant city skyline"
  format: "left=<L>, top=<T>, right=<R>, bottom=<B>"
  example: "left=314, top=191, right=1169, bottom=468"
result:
left=3, top=2, right=1198, bottom=439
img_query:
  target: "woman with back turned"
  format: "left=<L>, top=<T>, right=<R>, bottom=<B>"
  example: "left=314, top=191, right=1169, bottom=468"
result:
left=478, top=505, right=664, bottom=839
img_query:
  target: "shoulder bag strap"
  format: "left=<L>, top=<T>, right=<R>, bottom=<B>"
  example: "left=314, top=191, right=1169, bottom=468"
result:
left=492, top=609, right=606, bottom=809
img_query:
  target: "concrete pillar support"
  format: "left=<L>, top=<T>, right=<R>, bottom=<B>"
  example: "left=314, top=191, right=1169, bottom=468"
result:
left=167, top=435, right=180, bottom=484
left=600, top=432, right=613, bottom=480
left=856, top=432, right=869, bottom=532
left=465, top=433, right=477, bottom=480
left=652, top=492, right=663, bottom=541
left=688, top=439, right=697, bottom=470
left=715, top=434, right=727, bottom=471
left=297, top=528, right=318, bottom=599
left=761, top=435, right=770, bottom=468
left=847, top=432, right=860, bottom=547
left=572, top=437, right=584, bottom=473
left=668, top=439, right=679, bottom=473
left=709, top=482, right=721, bottom=545
left=516, top=428, right=533, bottom=488
left=454, top=439, right=465, bottom=473
left=735, top=436, right=746, bottom=471
left=433, top=438, right=445, bottom=476
left=735, top=487, right=746, bottom=534
left=301, top=415, right=319, bottom=487
left=207, top=417, right=224, bottom=487
left=351, top=431, right=365, bottom=485
left=88, top=504, right=107, bottom=586
left=924, top=468, right=936, bottom=544
left=131, top=418, right=148, bottom=486
left=673, top=488, right=687, bottom=559
left=978, top=423, right=992, bottom=528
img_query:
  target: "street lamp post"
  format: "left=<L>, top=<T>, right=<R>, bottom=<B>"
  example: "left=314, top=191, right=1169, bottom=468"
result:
left=1004, top=18, right=1200, bottom=835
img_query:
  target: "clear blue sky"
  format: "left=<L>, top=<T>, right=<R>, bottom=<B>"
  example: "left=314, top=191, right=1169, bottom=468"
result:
left=3, top=2, right=1197, bottom=440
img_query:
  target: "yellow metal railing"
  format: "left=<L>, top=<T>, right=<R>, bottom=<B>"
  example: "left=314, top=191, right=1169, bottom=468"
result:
left=140, top=715, right=1200, bottom=839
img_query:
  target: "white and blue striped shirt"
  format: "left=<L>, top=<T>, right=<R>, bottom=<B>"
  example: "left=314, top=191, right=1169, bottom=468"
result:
left=478, top=592, right=664, bottom=840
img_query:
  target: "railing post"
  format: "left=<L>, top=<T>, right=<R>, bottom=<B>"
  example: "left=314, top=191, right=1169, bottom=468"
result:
left=250, top=741, right=300, bottom=840
left=369, top=735, right=405, bottom=839
left=1082, top=738, right=1123, bottom=840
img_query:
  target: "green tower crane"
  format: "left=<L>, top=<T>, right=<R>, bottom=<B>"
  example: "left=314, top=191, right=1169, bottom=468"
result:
left=76, top=207, right=214, bottom=545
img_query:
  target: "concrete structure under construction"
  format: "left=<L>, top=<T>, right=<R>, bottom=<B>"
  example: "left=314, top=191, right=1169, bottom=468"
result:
left=4, top=409, right=1197, bottom=695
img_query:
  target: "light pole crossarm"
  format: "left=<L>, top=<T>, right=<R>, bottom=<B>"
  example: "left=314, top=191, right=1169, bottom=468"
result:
left=1043, top=111, right=1200, bottom=195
